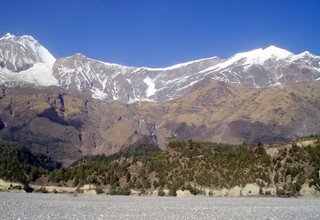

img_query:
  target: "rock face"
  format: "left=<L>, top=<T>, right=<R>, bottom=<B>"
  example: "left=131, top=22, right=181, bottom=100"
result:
left=143, top=80, right=320, bottom=147
left=0, top=81, right=319, bottom=165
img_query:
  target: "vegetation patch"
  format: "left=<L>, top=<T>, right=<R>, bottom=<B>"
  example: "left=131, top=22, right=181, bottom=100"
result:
left=1, top=137, right=320, bottom=196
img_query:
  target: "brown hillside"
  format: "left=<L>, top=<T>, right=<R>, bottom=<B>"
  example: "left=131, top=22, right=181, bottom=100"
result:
left=0, top=80, right=319, bottom=164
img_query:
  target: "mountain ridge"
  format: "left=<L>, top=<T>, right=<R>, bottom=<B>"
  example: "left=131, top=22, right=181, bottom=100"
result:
left=1, top=33, right=319, bottom=103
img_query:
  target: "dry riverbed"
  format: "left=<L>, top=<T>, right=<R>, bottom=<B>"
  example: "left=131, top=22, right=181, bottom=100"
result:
left=1, top=192, right=320, bottom=219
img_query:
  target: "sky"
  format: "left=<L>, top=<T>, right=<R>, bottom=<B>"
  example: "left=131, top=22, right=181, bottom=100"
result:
left=1, top=0, right=320, bottom=67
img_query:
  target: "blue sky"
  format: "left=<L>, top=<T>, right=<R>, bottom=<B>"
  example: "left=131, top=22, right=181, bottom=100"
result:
left=1, top=0, right=320, bottom=67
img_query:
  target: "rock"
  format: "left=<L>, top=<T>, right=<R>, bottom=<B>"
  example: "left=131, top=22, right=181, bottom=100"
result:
left=241, top=183, right=260, bottom=196
left=176, top=190, right=192, bottom=197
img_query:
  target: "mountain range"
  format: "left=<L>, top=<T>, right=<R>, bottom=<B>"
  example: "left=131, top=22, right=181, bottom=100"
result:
left=1, top=33, right=319, bottom=102
left=0, top=33, right=319, bottom=165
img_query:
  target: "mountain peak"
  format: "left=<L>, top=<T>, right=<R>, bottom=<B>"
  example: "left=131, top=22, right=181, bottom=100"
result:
left=289, top=51, right=319, bottom=62
left=0, top=33, right=55, bottom=72
left=20, top=35, right=37, bottom=42
left=4, top=32, right=14, bottom=37
left=1, top=32, right=15, bottom=39
left=262, top=45, right=293, bottom=57
left=224, top=45, right=293, bottom=67
left=63, top=53, right=88, bottom=61
left=264, top=45, right=286, bottom=50
left=1, top=33, right=37, bottom=41
left=74, top=52, right=86, bottom=57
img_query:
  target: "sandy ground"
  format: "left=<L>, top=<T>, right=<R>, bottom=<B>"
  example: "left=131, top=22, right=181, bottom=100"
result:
left=0, top=179, right=22, bottom=191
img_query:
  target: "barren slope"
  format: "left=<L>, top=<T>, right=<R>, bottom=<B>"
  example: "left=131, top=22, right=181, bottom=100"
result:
left=0, top=80, right=319, bottom=164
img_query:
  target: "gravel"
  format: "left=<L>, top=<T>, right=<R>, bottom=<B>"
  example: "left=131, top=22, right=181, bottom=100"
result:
left=1, top=192, right=320, bottom=219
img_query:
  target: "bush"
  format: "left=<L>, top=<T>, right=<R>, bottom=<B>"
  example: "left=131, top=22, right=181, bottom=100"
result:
left=187, top=184, right=201, bottom=195
left=168, top=187, right=177, bottom=196
left=158, top=187, right=165, bottom=196
left=29, top=167, right=39, bottom=182
left=276, top=187, right=285, bottom=196
left=259, top=187, right=263, bottom=195
left=135, top=180, right=143, bottom=189
left=293, top=175, right=306, bottom=192
left=108, top=184, right=117, bottom=195
left=95, top=186, right=104, bottom=194
left=143, top=179, right=151, bottom=189
left=23, top=182, right=33, bottom=193
left=117, top=186, right=131, bottom=195
left=107, top=185, right=130, bottom=195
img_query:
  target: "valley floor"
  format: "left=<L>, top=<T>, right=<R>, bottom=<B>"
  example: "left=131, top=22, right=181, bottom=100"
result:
left=1, top=192, right=320, bottom=219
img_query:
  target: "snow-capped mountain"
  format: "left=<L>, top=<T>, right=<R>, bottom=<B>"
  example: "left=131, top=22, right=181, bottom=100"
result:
left=1, top=33, right=319, bottom=103
left=0, top=33, right=57, bottom=86
left=52, top=53, right=221, bottom=102
left=200, top=46, right=320, bottom=88
left=52, top=45, right=319, bottom=102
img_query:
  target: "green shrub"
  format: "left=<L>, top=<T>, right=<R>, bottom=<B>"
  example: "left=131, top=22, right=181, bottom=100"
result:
left=119, top=187, right=131, bottom=195
left=95, top=186, right=104, bottom=194
left=108, top=184, right=117, bottom=195
left=158, top=187, right=165, bottom=196
left=168, top=187, right=177, bottom=196
left=23, top=182, right=33, bottom=193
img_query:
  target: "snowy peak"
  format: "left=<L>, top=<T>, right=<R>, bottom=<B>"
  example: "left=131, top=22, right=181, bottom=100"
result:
left=290, top=51, right=320, bottom=62
left=64, top=53, right=130, bottom=69
left=1, top=33, right=15, bottom=39
left=0, top=33, right=57, bottom=86
left=16, top=35, right=56, bottom=64
left=0, top=33, right=55, bottom=72
left=71, top=53, right=86, bottom=58
left=262, top=45, right=293, bottom=57
left=226, top=45, right=292, bottom=65
left=199, top=45, right=320, bottom=88
left=52, top=51, right=132, bottom=96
